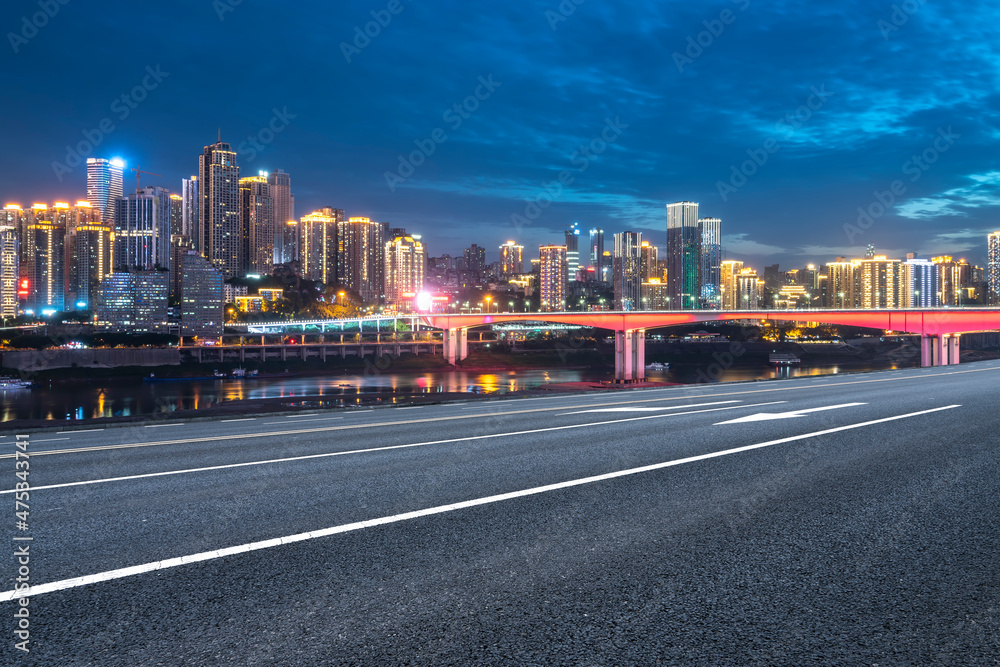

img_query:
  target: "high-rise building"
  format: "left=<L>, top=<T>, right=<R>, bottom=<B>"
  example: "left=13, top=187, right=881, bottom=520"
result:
left=699, top=217, right=722, bottom=307
left=903, top=258, right=940, bottom=308
left=613, top=231, right=643, bottom=310
left=931, top=256, right=967, bottom=306
left=499, top=241, right=524, bottom=278
left=198, top=139, right=241, bottom=278
left=639, top=240, right=658, bottom=282
left=170, top=235, right=195, bottom=300
left=384, top=234, right=426, bottom=311
left=25, top=219, right=65, bottom=313
left=113, top=187, right=172, bottom=270
left=825, top=260, right=855, bottom=308
left=169, top=194, right=183, bottom=239
left=989, top=232, right=1000, bottom=306
left=300, top=208, right=343, bottom=285
left=720, top=260, right=744, bottom=310
left=180, top=251, right=224, bottom=337
left=463, top=244, right=486, bottom=281
left=641, top=278, right=670, bottom=310
left=70, top=223, right=112, bottom=310
left=267, top=169, right=295, bottom=264
left=736, top=268, right=761, bottom=310
left=96, top=270, right=169, bottom=333
left=239, top=175, right=275, bottom=276
left=539, top=245, right=567, bottom=312
left=565, top=223, right=581, bottom=281
left=181, top=177, right=199, bottom=248
left=338, top=217, right=384, bottom=302
left=0, top=221, right=16, bottom=318
left=666, top=201, right=700, bottom=309
left=588, top=228, right=606, bottom=282
left=855, top=256, right=903, bottom=308
left=86, top=157, right=124, bottom=224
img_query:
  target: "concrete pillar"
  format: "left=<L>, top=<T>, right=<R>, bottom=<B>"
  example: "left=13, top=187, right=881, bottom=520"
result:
left=948, top=335, right=961, bottom=365
left=933, top=335, right=946, bottom=367
left=920, top=335, right=933, bottom=368
left=459, top=328, right=468, bottom=361
left=632, top=330, right=646, bottom=381
left=615, top=331, right=635, bottom=382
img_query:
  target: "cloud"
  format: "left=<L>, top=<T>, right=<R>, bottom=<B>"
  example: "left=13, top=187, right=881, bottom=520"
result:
left=723, top=234, right=788, bottom=256
left=897, top=172, right=1000, bottom=219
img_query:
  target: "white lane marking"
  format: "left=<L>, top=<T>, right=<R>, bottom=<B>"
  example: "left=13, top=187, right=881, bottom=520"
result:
left=262, top=417, right=343, bottom=425
left=288, top=414, right=319, bottom=418
left=56, top=429, right=104, bottom=434
left=221, top=418, right=255, bottom=423
left=559, top=400, right=741, bottom=415
left=0, top=404, right=961, bottom=603
left=144, top=423, right=185, bottom=428
left=0, top=401, right=788, bottom=496
left=32, top=438, right=70, bottom=443
left=715, top=403, right=867, bottom=425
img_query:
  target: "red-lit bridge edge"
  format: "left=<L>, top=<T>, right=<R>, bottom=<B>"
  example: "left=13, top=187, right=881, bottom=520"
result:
left=422, top=310, right=1000, bottom=382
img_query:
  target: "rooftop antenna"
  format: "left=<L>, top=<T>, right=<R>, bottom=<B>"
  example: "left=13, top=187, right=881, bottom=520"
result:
left=218, top=128, right=221, bottom=143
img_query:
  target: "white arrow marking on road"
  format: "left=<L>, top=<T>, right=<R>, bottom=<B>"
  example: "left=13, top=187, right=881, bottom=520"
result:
left=714, top=402, right=867, bottom=425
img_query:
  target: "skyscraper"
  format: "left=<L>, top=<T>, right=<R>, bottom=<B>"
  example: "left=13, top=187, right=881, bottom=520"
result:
left=825, top=260, right=855, bottom=308
left=267, top=169, right=295, bottom=264
left=239, top=175, right=275, bottom=275
left=499, top=241, right=524, bottom=278
left=181, top=177, right=199, bottom=248
left=539, top=245, right=567, bottom=312
left=300, top=208, right=343, bottom=285
left=96, top=270, right=169, bottom=333
left=720, top=260, right=743, bottom=310
left=384, top=234, right=426, bottom=311
left=70, top=223, right=112, bottom=310
left=613, top=232, right=643, bottom=310
left=0, top=221, right=16, bottom=318
left=639, top=240, right=658, bottom=282
left=588, top=228, right=606, bottom=281
left=169, top=194, right=183, bottom=239
left=25, top=219, right=65, bottom=313
left=565, top=223, right=581, bottom=281
left=86, top=157, right=124, bottom=224
left=198, top=139, right=241, bottom=278
left=339, top=216, right=384, bottom=302
left=903, top=258, right=940, bottom=307
left=988, top=232, right=1000, bottom=306
left=463, top=244, right=486, bottom=281
left=666, top=201, right=700, bottom=309
left=699, top=217, right=722, bottom=307
left=856, top=256, right=903, bottom=308
left=113, top=187, right=172, bottom=270
left=180, top=251, right=224, bottom=338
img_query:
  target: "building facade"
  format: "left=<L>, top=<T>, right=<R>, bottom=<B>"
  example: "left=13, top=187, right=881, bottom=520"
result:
left=539, top=245, right=567, bottom=312
left=179, top=251, right=224, bottom=337
left=613, top=231, right=643, bottom=311
left=86, top=157, right=124, bottom=224
left=699, top=217, right=722, bottom=307
left=384, top=234, right=426, bottom=311
left=198, top=140, right=241, bottom=278
left=96, top=270, right=169, bottom=333
left=239, top=175, right=275, bottom=275
left=499, top=241, right=524, bottom=278
left=666, top=201, right=700, bottom=309
left=339, top=216, right=384, bottom=302
left=267, top=169, right=295, bottom=264
left=300, top=208, right=343, bottom=285
left=114, top=187, right=172, bottom=270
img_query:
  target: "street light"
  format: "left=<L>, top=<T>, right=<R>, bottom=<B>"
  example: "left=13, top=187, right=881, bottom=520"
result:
left=485, top=296, right=492, bottom=313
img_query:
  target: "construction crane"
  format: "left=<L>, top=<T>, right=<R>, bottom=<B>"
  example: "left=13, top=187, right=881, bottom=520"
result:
left=131, top=165, right=162, bottom=192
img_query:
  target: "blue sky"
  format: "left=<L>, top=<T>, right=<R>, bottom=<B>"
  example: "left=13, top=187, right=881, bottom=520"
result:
left=2, top=0, right=999, bottom=268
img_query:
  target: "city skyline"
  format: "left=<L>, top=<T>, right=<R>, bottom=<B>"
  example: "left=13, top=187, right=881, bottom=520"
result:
left=3, top=1, right=999, bottom=267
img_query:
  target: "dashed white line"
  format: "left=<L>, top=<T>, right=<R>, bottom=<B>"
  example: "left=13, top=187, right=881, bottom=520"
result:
left=144, top=424, right=185, bottom=428
left=32, top=438, right=70, bottom=443
left=0, top=404, right=960, bottom=603
left=221, top=418, right=256, bottom=423
left=57, top=429, right=104, bottom=434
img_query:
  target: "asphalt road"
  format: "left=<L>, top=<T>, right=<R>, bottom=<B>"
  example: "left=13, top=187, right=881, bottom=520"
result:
left=2, top=362, right=999, bottom=665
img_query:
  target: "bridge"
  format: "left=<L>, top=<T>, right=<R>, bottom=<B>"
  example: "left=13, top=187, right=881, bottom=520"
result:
left=421, top=309, right=1000, bottom=381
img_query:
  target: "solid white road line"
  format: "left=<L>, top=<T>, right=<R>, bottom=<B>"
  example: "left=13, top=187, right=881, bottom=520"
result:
left=221, top=419, right=256, bottom=423
left=144, top=423, right=184, bottom=428
left=56, top=429, right=104, bottom=434
left=31, top=438, right=70, bottom=443
left=0, top=401, right=788, bottom=496
left=558, top=400, right=741, bottom=415
left=0, top=404, right=960, bottom=603
left=262, top=417, right=344, bottom=425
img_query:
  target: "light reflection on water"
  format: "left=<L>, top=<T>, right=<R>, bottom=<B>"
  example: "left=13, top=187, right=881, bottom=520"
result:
left=0, top=361, right=905, bottom=423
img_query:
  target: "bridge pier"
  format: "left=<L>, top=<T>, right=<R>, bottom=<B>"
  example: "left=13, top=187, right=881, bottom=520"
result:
left=921, top=334, right=961, bottom=367
left=614, top=329, right=646, bottom=383
left=444, top=328, right=469, bottom=365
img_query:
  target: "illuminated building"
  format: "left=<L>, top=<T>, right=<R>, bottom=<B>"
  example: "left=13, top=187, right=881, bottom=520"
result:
left=96, top=270, right=169, bottom=333
left=613, top=231, right=642, bottom=310
left=639, top=240, right=658, bottom=282
left=539, top=245, right=567, bottom=312
left=258, top=287, right=283, bottom=304
left=169, top=235, right=195, bottom=300
left=666, top=201, right=700, bottom=309
left=855, top=256, right=903, bottom=309
left=86, top=157, right=124, bottom=223
left=384, top=234, right=426, bottom=311
left=641, top=277, right=670, bottom=310
left=902, top=258, right=940, bottom=307
left=169, top=194, right=183, bottom=239
left=339, top=216, right=384, bottom=302
left=720, top=260, right=743, bottom=310
left=825, top=260, right=855, bottom=308
left=736, top=268, right=761, bottom=310
left=198, top=139, right=241, bottom=278
left=699, top=217, right=722, bottom=307
left=181, top=177, right=199, bottom=248
left=588, top=228, right=606, bottom=281
left=774, top=283, right=808, bottom=309
left=239, top=175, right=275, bottom=275
left=179, top=251, right=223, bottom=337
left=565, top=223, right=581, bottom=281
left=25, top=219, right=65, bottom=313
left=499, top=241, right=524, bottom=278
left=267, top=169, right=295, bottom=263
left=70, top=223, right=112, bottom=310
left=114, top=186, right=172, bottom=270
left=463, top=244, right=486, bottom=281
left=300, top=207, right=343, bottom=285
left=990, top=232, right=1000, bottom=306
left=931, top=256, right=970, bottom=306
left=0, top=221, right=16, bottom=318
